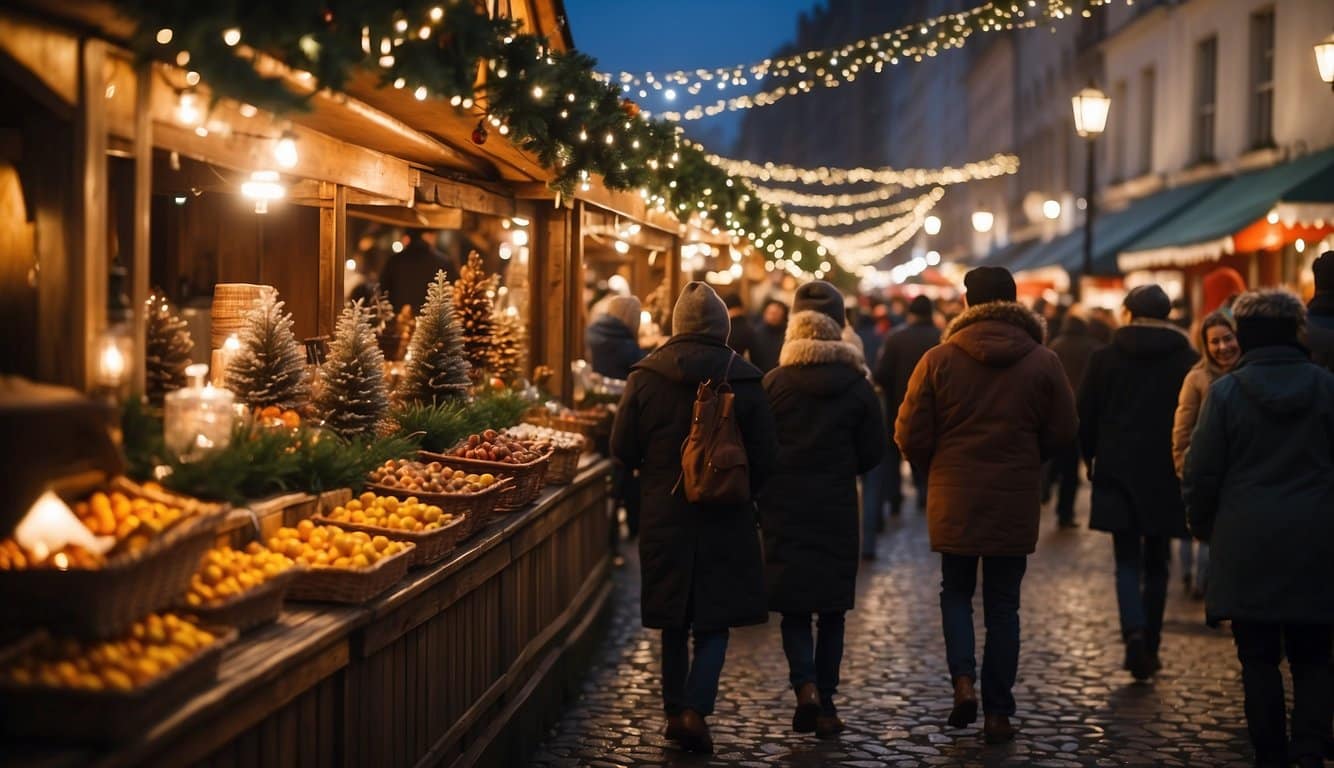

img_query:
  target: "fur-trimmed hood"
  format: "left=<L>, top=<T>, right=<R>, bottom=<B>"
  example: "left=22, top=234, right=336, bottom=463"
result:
left=779, top=311, right=865, bottom=370
left=942, top=301, right=1046, bottom=368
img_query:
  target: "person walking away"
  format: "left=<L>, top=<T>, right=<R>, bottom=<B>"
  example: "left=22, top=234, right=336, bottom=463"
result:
left=585, top=295, right=645, bottom=381
left=1045, top=311, right=1104, bottom=527
left=760, top=281, right=885, bottom=739
left=1306, top=251, right=1334, bottom=371
left=723, top=292, right=755, bottom=361
left=896, top=267, right=1077, bottom=743
left=874, top=296, right=940, bottom=518
left=1183, top=290, right=1334, bottom=768
left=610, top=282, right=778, bottom=754
left=1078, top=285, right=1198, bottom=681
left=750, top=299, right=789, bottom=373
left=1170, top=311, right=1239, bottom=599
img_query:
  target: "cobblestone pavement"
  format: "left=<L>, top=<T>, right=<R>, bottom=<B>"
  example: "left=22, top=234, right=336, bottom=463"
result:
left=532, top=489, right=1261, bottom=767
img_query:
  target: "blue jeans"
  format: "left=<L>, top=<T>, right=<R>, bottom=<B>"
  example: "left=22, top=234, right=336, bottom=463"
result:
left=780, top=612, right=846, bottom=715
left=661, top=626, right=729, bottom=716
left=1113, top=533, right=1170, bottom=652
left=861, top=462, right=885, bottom=555
left=940, top=554, right=1027, bottom=716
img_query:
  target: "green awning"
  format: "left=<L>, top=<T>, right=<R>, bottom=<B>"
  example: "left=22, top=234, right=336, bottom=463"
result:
left=1119, top=147, right=1334, bottom=271
left=1009, top=177, right=1225, bottom=277
left=978, top=237, right=1043, bottom=270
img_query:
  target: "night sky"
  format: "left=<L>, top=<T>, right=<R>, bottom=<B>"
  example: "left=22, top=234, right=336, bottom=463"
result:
left=562, top=0, right=825, bottom=151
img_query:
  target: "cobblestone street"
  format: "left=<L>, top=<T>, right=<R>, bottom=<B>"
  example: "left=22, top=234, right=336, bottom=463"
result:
left=532, top=490, right=1259, bottom=767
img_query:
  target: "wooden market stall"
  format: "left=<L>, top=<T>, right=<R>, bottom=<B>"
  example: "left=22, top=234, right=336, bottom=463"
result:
left=0, top=1, right=639, bottom=765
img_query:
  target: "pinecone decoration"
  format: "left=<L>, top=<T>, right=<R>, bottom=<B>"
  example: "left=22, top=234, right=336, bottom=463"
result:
left=453, top=251, right=497, bottom=380
left=488, top=310, right=526, bottom=384
left=314, top=301, right=389, bottom=438
left=398, top=270, right=471, bottom=405
left=144, top=292, right=194, bottom=405
left=225, top=291, right=309, bottom=410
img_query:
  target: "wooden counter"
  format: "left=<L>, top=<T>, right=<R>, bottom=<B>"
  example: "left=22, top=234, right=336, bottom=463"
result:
left=3, top=459, right=614, bottom=768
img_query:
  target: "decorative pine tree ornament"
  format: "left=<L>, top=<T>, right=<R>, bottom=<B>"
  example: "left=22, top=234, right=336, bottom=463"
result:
left=314, top=301, right=388, bottom=437
left=488, top=310, right=526, bottom=384
left=144, top=292, right=195, bottom=405
left=453, top=251, right=498, bottom=380
left=225, top=291, right=309, bottom=410
left=398, top=270, right=471, bottom=405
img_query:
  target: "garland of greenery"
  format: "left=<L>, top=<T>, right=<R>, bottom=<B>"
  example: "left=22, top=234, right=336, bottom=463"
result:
left=112, top=0, right=840, bottom=282
left=391, top=389, right=530, bottom=453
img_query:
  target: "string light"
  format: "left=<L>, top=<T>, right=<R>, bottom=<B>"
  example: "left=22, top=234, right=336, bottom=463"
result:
left=241, top=170, right=284, bottom=214
left=273, top=130, right=299, bottom=169
left=786, top=191, right=939, bottom=227
left=175, top=88, right=201, bottom=125
left=222, top=27, right=241, bottom=47
left=707, top=150, right=1018, bottom=188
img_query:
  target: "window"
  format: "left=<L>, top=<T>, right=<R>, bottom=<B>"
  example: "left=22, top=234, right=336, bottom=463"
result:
left=1140, top=67, right=1155, bottom=175
left=1194, top=37, right=1218, bottom=162
left=1250, top=8, right=1275, bottom=148
left=1112, top=80, right=1128, bottom=181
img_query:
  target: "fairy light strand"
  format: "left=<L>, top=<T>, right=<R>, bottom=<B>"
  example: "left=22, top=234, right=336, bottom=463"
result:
left=712, top=152, right=1019, bottom=188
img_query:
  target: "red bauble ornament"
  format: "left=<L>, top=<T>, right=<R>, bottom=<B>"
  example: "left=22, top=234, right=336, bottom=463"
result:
left=620, top=99, right=640, bottom=118
left=471, top=120, right=489, bottom=145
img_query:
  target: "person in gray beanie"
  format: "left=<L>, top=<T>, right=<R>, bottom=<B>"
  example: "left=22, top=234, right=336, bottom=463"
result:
left=610, top=281, right=778, bottom=754
left=1183, top=290, right=1334, bottom=768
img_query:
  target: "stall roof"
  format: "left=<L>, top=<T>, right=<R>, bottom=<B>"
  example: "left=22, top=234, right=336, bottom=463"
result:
left=1119, top=147, right=1334, bottom=272
left=978, top=237, right=1044, bottom=271
left=1009, top=177, right=1225, bottom=277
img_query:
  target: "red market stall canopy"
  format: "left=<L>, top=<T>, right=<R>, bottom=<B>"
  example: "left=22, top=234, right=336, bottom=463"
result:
left=1118, top=148, right=1334, bottom=273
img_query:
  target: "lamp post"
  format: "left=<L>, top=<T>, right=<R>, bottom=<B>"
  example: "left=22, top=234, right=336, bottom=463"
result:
left=1317, top=33, right=1334, bottom=89
left=1071, top=83, right=1111, bottom=301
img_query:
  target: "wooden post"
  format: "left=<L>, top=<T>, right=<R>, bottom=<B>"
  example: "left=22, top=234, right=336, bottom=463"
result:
left=318, top=182, right=347, bottom=337
left=530, top=200, right=578, bottom=404
left=131, top=60, right=152, bottom=395
left=74, top=37, right=108, bottom=391
left=666, top=235, right=684, bottom=313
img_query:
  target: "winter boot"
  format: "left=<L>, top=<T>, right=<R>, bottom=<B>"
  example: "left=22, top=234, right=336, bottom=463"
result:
left=792, top=682, right=820, bottom=733
left=948, top=676, right=979, bottom=727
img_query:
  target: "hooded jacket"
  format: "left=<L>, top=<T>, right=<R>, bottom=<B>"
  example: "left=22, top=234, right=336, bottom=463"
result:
left=895, top=301, right=1078, bottom=556
left=585, top=314, right=644, bottom=380
left=759, top=311, right=886, bottom=613
left=1182, top=346, right=1334, bottom=623
left=610, top=334, right=778, bottom=631
left=1079, top=321, right=1198, bottom=537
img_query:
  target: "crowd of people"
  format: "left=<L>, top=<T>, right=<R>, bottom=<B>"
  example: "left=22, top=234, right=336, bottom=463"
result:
left=594, top=253, right=1334, bottom=766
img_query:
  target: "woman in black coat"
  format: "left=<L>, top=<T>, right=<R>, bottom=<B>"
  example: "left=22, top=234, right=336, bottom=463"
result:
left=1183, top=291, right=1334, bottom=768
left=760, top=281, right=885, bottom=739
left=610, top=282, right=778, bottom=754
left=1077, top=285, right=1197, bottom=680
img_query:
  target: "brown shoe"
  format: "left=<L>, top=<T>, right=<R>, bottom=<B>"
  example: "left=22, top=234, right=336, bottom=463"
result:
left=664, top=713, right=685, bottom=741
left=792, top=682, right=820, bottom=733
left=983, top=713, right=1016, bottom=744
left=948, top=676, right=978, bottom=728
left=678, top=709, right=714, bottom=754
left=814, top=714, right=845, bottom=739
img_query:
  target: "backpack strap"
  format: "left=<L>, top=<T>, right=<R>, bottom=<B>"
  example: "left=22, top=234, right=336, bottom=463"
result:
left=720, top=350, right=737, bottom=391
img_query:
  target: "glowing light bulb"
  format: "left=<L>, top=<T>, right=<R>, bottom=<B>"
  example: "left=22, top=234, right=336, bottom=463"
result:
left=414, top=86, right=428, bottom=101
left=665, top=88, right=676, bottom=100
left=241, top=170, right=284, bottom=214
left=614, top=239, right=630, bottom=254
left=155, top=28, right=173, bottom=45
left=222, top=28, right=241, bottom=47
left=429, top=6, right=443, bottom=21
left=1042, top=199, right=1062, bottom=220
left=273, top=131, right=298, bottom=169
left=923, top=215, right=942, bottom=235
left=175, top=89, right=201, bottom=126
left=511, top=230, right=530, bottom=247
left=532, top=85, right=544, bottom=98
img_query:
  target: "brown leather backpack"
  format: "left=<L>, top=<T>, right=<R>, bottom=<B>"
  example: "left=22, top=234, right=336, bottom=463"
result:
left=676, top=352, right=750, bottom=504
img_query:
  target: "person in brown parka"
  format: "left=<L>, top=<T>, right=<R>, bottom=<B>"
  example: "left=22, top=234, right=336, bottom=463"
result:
left=895, top=266, right=1078, bottom=744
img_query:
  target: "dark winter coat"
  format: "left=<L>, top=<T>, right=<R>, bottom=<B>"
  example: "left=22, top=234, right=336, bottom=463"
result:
left=1078, top=321, right=1198, bottom=538
left=585, top=314, right=644, bottom=380
left=750, top=322, right=786, bottom=373
left=1307, top=293, right=1334, bottom=370
left=1182, top=346, right=1334, bottom=624
left=873, top=321, right=941, bottom=414
left=728, top=314, right=755, bottom=360
left=759, top=313, right=886, bottom=614
left=610, top=335, right=778, bottom=631
left=895, top=302, right=1078, bottom=556
left=1048, top=316, right=1104, bottom=392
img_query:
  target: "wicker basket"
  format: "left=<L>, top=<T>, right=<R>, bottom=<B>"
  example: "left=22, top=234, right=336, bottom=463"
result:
left=0, top=506, right=228, bottom=639
left=310, top=513, right=467, bottom=568
left=178, top=566, right=300, bottom=632
left=210, top=283, right=272, bottom=350
left=286, top=542, right=415, bottom=604
left=420, top=450, right=551, bottom=513
left=544, top=444, right=582, bottom=485
left=362, top=478, right=510, bottom=541
left=0, top=625, right=236, bottom=745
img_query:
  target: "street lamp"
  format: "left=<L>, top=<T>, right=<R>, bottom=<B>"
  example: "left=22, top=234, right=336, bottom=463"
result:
left=1316, top=33, right=1334, bottom=88
left=1071, top=83, right=1110, bottom=301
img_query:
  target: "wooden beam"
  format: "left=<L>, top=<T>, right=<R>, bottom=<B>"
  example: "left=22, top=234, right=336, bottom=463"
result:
left=0, top=11, right=78, bottom=116
left=417, top=173, right=515, bottom=219
left=75, top=37, right=108, bottom=391
left=130, top=60, right=150, bottom=395
left=318, top=183, right=347, bottom=338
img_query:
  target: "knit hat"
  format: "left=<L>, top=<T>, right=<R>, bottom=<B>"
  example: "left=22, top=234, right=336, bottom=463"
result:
left=908, top=295, right=934, bottom=319
left=1314, top=251, right=1334, bottom=294
left=963, top=266, right=1017, bottom=305
left=1232, top=290, right=1306, bottom=352
left=604, top=295, right=642, bottom=337
left=792, top=280, right=846, bottom=327
left=1202, top=266, right=1247, bottom=314
left=671, top=281, right=730, bottom=341
left=1123, top=284, right=1171, bottom=320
